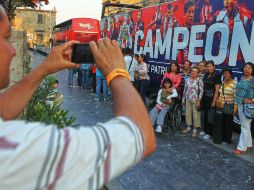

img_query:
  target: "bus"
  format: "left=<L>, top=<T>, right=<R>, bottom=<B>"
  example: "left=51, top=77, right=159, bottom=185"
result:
left=53, top=18, right=100, bottom=46
left=100, top=0, right=254, bottom=88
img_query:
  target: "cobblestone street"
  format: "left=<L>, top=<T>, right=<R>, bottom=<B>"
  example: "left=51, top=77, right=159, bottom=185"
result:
left=31, top=53, right=254, bottom=190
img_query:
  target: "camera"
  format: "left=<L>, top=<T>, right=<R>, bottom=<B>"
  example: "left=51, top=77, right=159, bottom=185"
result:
left=71, top=43, right=94, bottom=63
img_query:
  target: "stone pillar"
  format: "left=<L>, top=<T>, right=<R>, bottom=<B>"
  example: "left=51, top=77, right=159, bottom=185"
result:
left=7, top=30, right=27, bottom=88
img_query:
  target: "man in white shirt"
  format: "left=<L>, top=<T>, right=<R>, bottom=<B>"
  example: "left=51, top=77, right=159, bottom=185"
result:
left=124, top=47, right=138, bottom=84
left=0, top=5, right=156, bottom=190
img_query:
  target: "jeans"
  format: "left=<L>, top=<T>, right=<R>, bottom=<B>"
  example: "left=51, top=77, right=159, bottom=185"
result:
left=96, top=77, right=108, bottom=99
left=150, top=105, right=172, bottom=126
left=139, top=79, right=149, bottom=105
left=68, top=69, right=74, bottom=85
left=81, top=69, right=90, bottom=89
left=77, top=69, right=82, bottom=87
left=237, top=104, right=253, bottom=151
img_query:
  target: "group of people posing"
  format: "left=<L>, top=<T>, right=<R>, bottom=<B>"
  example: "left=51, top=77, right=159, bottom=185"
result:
left=124, top=49, right=254, bottom=155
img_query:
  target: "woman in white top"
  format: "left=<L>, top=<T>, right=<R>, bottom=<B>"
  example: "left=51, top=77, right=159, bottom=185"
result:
left=124, top=48, right=137, bottom=84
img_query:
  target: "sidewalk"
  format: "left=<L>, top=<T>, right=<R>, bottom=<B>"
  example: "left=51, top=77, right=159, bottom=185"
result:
left=198, top=132, right=254, bottom=164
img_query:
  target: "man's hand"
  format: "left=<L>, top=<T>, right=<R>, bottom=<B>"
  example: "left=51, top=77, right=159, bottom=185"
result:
left=38, top=40, right=80, bottom=76
left=196, top=100, right=201, bottom=109
left=89, top=38, right=125, bottom=77
left=211, top=101, right=216, bottom=108
left=88, top=38, right=156, bottom=157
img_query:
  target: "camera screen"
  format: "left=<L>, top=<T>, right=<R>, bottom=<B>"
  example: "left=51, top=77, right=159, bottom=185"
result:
left=71, top=43, right=94, bottom=63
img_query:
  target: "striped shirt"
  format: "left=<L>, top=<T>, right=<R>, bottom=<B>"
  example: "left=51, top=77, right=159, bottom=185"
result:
left=217, top=79, right=237, bottom=107
left=0, top=117, right=144, bottom=190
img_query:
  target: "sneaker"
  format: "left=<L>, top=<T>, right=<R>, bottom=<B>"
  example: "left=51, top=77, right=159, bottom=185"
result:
left=222, top=142, right=227, bottom=145
left=199, top=131, right=205, bottom=136
left=182, top=127, right=191, bottom=134
left=203, top=134, right=211, bottom=140
left=155, top=125, right=162, bottom=133
left=192, top=130, right=197, bottom=138
left=94, top=98, right=99, bottom=101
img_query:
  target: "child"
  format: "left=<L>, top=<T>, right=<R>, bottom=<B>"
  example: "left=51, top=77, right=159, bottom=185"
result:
left=150, top=78, right=178, bottom=133
left=46, top=80, right=64, bottom=107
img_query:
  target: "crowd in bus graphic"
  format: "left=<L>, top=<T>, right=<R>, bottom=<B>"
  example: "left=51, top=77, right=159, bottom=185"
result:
left=100, top=0, right=254, bottom=72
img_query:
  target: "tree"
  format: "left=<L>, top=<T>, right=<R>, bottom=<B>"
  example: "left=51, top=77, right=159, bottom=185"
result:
left=0, top=0, right=49, bottom=20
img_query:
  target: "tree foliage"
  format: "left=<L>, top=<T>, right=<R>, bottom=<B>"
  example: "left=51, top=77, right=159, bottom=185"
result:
left=24, top=75, right=77, bottom=128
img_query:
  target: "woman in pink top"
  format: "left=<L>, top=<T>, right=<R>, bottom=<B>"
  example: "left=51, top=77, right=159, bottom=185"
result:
left=162, top=62, right=182, bottom=93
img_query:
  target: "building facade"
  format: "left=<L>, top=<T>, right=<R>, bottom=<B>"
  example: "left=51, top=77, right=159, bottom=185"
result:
left=12, top=7, right=56, bottom=49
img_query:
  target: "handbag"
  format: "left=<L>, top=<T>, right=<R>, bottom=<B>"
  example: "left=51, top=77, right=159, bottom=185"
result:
left=197, top=78, right=203, bottom=111
left=222, top=83, right=234, bottom=115
left=243, top=103, right=254, bottom=119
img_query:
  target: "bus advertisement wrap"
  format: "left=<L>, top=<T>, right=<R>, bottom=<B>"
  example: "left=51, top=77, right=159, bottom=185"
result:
left=100, top=0, right=254, bottom=84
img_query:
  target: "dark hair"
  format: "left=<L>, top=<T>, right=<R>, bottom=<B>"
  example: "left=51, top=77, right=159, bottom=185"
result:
left=184, top=0, right=195, bottom=14
left=191, top=66, right=200, bottom=73
left=198, top=60, right=206, bottom=66
left=55, top=80, right=59, bottom=84
left=139, top=54, right=147, bottom=62
left=104, top=18, right=108, bottom=23
left=167, top=62, right=180, bottom=73
left=184, top=60, right=192, bottom=67
left=167, top=4, right=173, bottom=10
left=162, top=78, right=172, bottom=88
left=242, top=62, right=254, bottom=75
left=222, top=67, right=233, bottom=77
left=205, top=60, right=215, bottom=67
left=0, top=4, right=4, bottom=21
left=124, top=47, right=133, bottom=55
left=134, top=54, right=139, bottom=59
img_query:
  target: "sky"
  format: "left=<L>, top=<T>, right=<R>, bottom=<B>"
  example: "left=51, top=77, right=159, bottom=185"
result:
left=42, top=0, right=102, bottom=24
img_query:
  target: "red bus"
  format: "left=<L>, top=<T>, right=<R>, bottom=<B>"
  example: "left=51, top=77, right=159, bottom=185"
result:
left=53, top=18, right=100, bottom=46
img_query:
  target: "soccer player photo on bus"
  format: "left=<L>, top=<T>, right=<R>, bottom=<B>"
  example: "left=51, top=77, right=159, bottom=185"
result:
left=216, top=0, right=249, bottom=32
left=200, top=0, right=214, bottom=25
left=161, top=4, right=178, bottom=39
left=133, top=10, right=144, bottom=48
left=109, top=16, right=119, bottom=40
left=100, top=18, right=110, bottom=38
left=215, top=0, right=251, bottom=66
left=118, top=13, right=133, bottom=48
left=177, top=0, right=196, bottom=65
left=147, top=4, right=163, bottom=31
